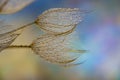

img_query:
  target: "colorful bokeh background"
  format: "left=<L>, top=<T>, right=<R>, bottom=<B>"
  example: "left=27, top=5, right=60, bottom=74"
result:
left=0, top=0, right=120, bottom=80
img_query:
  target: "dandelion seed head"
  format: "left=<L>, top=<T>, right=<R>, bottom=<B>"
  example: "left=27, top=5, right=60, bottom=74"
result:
left=32, top=32, right=82, bottom=64
left=36, top=8, right=83, bottom=34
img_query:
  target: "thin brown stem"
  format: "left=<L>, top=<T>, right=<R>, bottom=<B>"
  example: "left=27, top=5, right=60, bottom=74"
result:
left=8, top=45, right=31, bottom=48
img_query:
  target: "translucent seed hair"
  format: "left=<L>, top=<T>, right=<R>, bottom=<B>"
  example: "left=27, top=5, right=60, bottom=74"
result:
left=35, top=8, right=83, bottom=34
left=32, top=31, right=86, bottom=64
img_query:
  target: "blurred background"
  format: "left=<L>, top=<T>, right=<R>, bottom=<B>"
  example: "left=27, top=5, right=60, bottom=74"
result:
left=0, top=0, right=120, bottom=80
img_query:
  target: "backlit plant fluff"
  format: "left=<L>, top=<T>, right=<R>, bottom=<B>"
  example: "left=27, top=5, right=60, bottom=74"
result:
left=35, top=8, right=82, bottom=34
left=0, top=7, right=87, bottom=67
left=32, top=32, right=86, bottom=66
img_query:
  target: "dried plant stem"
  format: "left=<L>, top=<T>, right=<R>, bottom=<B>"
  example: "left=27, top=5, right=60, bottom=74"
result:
left=8, top=45, right=31, bottom=48
left=8, top=45, right=86, bottom=54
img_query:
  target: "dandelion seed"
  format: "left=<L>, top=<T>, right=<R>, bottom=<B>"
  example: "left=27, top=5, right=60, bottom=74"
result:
left=35, top=8, right=83, bottom=34
left=8, top=31, right=86, bottom=66
left=0, top=0, right=34, bottom=14
left=31, top=31, right=86, bottom=65
left=0, top=8, right=84, bottom=35
left=2, top=8, right=87, bottom=66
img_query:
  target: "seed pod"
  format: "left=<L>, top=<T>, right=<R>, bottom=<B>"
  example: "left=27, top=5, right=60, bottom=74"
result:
left=35, top=8, right=83, bottom=34
left=7, top=29, right=86, bottom=66
left=0, top=0, right=34, bottom=14
left=32, top=31, right=86, bottom=64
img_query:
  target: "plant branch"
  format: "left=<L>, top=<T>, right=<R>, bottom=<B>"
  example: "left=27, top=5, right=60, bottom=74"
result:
left=8, top=45, right=31, bottom=48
